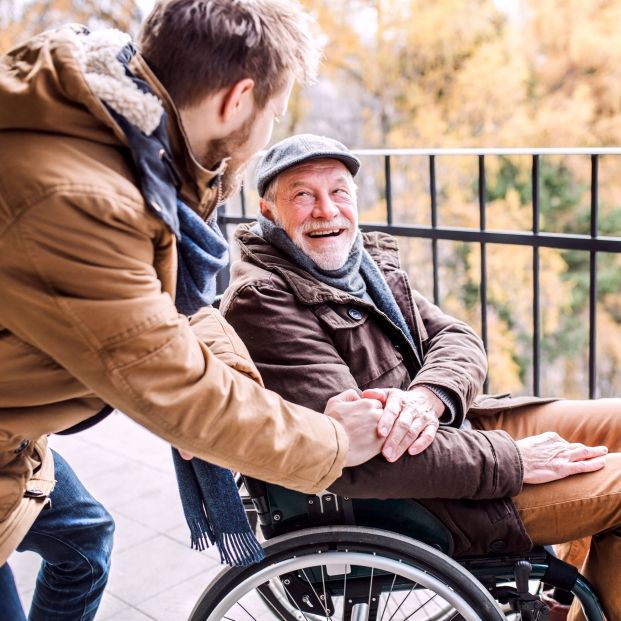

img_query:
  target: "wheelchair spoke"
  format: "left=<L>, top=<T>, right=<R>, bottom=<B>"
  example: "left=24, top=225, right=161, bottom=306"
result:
left=366, top=566, right=375, bottom=617
left=378, top=574, right=398, bottom=621
left=400, top=592, right=441, bottom=621
left=386, top=583, right=415, bottom=621
left=299, top=567, right=333, bottom=619
left=231, top=601, right=257, bottom=621
left=320, top=563, right=330, bottom=621
left=279, top=579, right=312, bottom=621
left=342, top=565, right=348, bottom=621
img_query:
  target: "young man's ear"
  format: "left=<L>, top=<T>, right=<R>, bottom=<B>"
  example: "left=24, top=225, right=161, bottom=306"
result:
left=259, top=198, right=276, bottom=222
left=220, top=78, right=255, bottom=123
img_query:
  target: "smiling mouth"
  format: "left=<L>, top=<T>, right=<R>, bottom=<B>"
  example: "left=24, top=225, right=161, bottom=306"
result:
left=307, top=228, right=346, bottom=238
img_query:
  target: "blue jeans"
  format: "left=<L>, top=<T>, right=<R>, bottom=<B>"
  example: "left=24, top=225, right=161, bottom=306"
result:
left=0, top=449, right=115, bottom=620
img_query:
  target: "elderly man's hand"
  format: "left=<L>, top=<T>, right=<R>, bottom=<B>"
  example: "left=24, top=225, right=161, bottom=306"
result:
left=516, top=432, right=608, bottom=484
left=324, top=389, right=385, bottom=467
left=361, top=387, right=445, bottom=462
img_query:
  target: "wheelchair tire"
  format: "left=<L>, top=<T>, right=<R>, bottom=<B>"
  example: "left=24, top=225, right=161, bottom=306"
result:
left=189, top=526, right=505, bottom=621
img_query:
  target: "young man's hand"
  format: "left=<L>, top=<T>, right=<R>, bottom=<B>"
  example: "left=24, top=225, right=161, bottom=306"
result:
left=362, top=387, right=444, bottom=462
left=324, top=389, right=384, bottom=467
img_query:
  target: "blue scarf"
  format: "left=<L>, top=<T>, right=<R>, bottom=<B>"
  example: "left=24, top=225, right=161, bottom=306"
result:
left=175, top=200, right=229, bottom=316
left=106, top=43, right=263, bottom=567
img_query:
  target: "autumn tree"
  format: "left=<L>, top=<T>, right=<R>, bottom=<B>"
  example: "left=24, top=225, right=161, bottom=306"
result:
left=0, top=0, right=142, bottom=54
left=289, top=0, right=621, bottom=397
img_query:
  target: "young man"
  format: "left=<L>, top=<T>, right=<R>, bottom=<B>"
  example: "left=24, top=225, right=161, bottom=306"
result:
left=221, top=133, right=621, bottom=621
left=0, top=6, right=385, bottom=619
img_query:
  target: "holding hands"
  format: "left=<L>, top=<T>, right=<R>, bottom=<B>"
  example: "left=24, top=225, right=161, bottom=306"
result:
left=324, top=389, right=385, bottom=467
left=361, top=387, right=445, bottom=462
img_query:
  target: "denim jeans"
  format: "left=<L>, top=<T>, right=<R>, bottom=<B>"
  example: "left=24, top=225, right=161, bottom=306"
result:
left=0, top=449, right=115, bottom=620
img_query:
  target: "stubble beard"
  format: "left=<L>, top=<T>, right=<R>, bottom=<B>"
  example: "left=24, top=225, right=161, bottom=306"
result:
left=198, top=109, right=257, bottom=202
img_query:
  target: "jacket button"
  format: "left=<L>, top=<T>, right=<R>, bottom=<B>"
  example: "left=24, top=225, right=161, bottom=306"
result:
left=347, top=308, right=364, bottom=320
left=14, top=439, right=29, bottom=454
left=489, top=539, right=508, bottom=552
left=24, top=489, right=46, bottom=499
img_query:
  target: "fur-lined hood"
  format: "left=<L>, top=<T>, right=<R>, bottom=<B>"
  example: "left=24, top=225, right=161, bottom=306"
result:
left=0, top=24, right=221, bottom=211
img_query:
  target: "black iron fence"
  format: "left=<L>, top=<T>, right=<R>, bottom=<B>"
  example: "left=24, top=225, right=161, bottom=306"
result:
left=217, top=147, right=621, bottom=398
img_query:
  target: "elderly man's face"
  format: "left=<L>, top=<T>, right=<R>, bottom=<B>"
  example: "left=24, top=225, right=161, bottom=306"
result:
left=262, top=159, right=358, bottom=270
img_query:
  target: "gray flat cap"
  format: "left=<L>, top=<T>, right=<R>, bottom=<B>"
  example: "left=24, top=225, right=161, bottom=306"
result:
left=256, top=133, right=361, bottom=197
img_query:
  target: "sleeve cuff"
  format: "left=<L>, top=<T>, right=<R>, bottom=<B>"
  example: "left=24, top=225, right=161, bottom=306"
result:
left=422, top=384, right=462, bottom=426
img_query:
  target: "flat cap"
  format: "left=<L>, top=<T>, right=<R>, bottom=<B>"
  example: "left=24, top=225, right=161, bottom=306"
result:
left=256, top=133, right=361, bottom=197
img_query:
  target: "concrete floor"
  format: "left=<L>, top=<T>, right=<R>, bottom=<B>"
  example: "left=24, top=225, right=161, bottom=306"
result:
left=8, top=411, right=226, bottom=620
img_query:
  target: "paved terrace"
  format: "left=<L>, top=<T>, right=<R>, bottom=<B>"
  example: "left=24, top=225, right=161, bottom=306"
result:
left=9, top=411, right=225, bottom=620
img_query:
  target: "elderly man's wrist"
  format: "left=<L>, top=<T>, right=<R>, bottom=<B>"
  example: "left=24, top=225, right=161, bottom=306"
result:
left=419, top=384, right=459, bottom=424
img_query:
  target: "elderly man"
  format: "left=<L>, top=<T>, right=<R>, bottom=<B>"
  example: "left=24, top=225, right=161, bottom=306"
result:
left=0, top=8, right=386, bottom=619
left=221, top=133, right=621, bottom=621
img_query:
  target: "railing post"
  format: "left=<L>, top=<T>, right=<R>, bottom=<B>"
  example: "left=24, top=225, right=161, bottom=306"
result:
left=240, top=184, right=247, bottom=218
left=429, top=155, right=440, bottom=305
left=478, top=155, right=489, bottom=392
left=589, top=155, right=599, bottom=399
left=216, top=202, right=231, bottom=295
left=385, top=154, right=393, bottom=226
left=532, top=155, right=541, bottom=397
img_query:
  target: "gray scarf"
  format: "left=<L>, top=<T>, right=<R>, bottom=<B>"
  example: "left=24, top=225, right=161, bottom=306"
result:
left=256, top=215, right=367, bottom=297
left=256, top=216, right=416, bottom=352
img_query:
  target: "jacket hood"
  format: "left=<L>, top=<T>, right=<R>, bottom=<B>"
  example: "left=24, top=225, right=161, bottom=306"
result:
left=0, top=25, right=157, bottom=145
left=233, top=222, right=404, bottom=304
left=0, top=25, right=223, bottom=211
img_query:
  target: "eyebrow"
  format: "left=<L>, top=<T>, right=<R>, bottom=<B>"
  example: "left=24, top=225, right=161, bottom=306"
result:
left=288, top=175, right=351, bottom=189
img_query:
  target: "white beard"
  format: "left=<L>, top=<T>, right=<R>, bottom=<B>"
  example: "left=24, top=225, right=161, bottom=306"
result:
left=304, top=245, right=351, bottom=271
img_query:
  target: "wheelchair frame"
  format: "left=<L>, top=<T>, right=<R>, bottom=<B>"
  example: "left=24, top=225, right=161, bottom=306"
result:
left=190, top=477, right=605, bottom=621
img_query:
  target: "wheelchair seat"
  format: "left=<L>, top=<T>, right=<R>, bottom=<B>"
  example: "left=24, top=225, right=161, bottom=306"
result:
left=243, top=476, right=454, bottom=556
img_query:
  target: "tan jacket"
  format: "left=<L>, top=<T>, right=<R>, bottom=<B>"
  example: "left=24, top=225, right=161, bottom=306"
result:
left=0, top=26, right=347, bottom=563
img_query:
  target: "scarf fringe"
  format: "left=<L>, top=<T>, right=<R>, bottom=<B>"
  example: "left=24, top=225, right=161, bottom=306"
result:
left=188, top=516, right=216, bottom=552
left=187, top=517, right=265, bottom=566
left=217, top=531, right=265, bottom=567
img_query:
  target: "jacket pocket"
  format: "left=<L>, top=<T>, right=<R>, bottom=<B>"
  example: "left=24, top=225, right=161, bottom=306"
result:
left=314, top=304, right=408, bottom=388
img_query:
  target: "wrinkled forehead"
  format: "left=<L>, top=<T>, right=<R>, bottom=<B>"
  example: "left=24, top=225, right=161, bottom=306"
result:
left=277, top=158, right=352, bottom=188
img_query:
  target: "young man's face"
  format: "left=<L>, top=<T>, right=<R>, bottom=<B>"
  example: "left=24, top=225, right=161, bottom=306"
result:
left=195, top=79, right=294, bottom=200
left=264, top=159, right=359, bottom=270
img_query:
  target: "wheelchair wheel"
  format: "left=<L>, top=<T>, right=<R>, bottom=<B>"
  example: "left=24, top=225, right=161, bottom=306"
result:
left=189, top=526, right=505, bottom=621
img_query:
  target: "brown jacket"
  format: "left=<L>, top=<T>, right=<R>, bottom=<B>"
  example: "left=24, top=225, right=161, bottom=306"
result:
left=0, top=27, right=347, bottom=563
left=222, top=224, right=553, bottom=556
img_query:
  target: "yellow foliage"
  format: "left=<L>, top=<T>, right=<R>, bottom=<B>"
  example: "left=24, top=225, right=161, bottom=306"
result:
left=0, top=0, right=142, bottom=55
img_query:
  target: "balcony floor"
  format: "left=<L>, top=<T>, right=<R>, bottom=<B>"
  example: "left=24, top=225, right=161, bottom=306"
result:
left=9, top=412, right=224, bottom=620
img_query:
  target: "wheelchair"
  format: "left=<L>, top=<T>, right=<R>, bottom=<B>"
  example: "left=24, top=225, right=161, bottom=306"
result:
left=190, top=477, right=605, bottom=621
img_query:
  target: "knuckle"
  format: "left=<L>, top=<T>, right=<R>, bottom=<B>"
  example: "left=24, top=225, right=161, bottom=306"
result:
left=407, top=427, right=421, bottom=440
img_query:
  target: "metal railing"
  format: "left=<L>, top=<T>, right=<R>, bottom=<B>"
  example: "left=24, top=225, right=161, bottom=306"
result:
left=218, top=147, right=621, bottom=398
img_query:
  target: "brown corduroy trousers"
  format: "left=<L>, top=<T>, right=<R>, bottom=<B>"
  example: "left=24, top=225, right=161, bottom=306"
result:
left=474, top=399, right=621, bottom=621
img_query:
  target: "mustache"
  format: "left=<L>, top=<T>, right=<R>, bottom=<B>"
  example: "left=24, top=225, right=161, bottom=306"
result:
left=298, top=217, right=353, bottom=234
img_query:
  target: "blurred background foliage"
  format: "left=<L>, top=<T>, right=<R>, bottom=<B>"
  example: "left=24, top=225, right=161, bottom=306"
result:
left=3, top=0, right=621, bottom=397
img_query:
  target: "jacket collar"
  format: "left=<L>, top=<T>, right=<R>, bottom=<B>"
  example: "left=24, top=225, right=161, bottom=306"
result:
left=235, top=223, right=403, bottom=305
